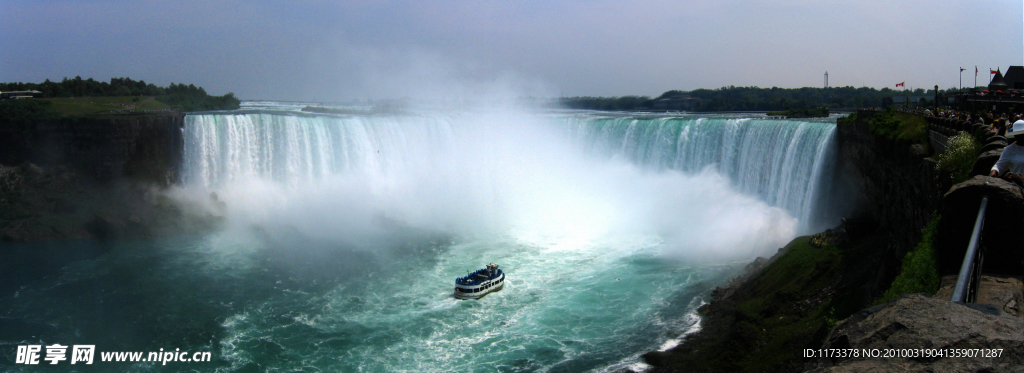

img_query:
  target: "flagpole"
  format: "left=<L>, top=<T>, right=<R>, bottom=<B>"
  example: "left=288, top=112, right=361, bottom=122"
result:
left=975, top=66, right=978, bottom=88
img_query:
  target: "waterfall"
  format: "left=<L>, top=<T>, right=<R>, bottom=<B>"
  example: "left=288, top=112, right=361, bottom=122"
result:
left=182, top=110, right=837, bottom=235
left=563, top=115, right=837, bottom=227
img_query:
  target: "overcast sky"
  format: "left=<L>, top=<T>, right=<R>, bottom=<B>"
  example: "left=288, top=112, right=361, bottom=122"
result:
left=2, top=0, right=1022, bottom=101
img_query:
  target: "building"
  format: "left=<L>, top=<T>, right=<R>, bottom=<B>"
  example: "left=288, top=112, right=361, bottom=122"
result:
left=991, top=66, right=1024, bottom=90
left=0, top=90, right=42, bottom=100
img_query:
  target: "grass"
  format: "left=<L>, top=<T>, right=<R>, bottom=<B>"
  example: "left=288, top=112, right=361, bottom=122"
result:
left=731, top=236, right=843, bottom=372
left=43, top=96, right=171, bottom=117
left=876, top=214, right=941, bottom=304
left=661, top=236, right=846, bottom=372
left=861, top=109, right=928, bottom=144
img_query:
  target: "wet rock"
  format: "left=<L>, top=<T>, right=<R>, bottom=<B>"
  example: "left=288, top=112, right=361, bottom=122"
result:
left=807, top=294, right=1024, bottom=373
left=85, top=213, right=125, bottom=240
left=641, top=351, right=672, bottom=367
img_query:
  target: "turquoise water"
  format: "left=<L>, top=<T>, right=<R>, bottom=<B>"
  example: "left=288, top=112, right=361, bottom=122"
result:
left=1, top=231, right=740, bottom=372
left=1, top=106, right=839, bottom=372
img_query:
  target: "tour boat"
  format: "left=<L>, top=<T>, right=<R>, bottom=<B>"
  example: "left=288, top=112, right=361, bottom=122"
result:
left=454, top=263, right=505, bottom=299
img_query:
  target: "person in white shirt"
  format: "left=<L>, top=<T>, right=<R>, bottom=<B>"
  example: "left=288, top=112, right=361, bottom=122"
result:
left=990, top=120, right=1024, bottom=186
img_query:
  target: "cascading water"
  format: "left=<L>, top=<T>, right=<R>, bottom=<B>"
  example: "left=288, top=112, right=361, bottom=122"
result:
left=562, top=115, right=837, bottom=232
left=183, top=110, right=837, bottom=234
left=0, top=104, right=840, bottom=373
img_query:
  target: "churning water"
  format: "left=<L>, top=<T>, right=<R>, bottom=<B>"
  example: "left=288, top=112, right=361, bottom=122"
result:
left=1, top=103, right=840, bottom=372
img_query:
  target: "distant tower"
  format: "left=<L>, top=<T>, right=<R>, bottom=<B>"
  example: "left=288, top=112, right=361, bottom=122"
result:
left=824, top=71, right=829, bottom=88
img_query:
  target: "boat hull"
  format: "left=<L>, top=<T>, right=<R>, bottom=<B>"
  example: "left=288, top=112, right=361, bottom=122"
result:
left=454, top=281, right=504, bottom=299
left=454, top=273, right=505, bottom=300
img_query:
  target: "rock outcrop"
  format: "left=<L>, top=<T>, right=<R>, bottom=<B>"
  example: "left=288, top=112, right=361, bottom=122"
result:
left=970, top=149, right=1004, bottom=177
left=935, top=275, right=1024, bottom=318
left=808, top=294, right=1024, bottom=373
left=935, top=176, right=1024, bottom=276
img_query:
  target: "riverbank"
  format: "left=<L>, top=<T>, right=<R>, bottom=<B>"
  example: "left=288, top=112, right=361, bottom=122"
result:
left=642, top=110, right=947, bottom=372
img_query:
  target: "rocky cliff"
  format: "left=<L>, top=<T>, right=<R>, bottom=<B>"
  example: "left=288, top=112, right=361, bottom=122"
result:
left=0, top=113, right=184, bottom=185
left=834, top=111, right=947, bottom=278
left=0, top=113, right=219, bottom=242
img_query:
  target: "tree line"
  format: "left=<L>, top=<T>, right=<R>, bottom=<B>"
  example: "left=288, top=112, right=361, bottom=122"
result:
left=0, top=76, right=240, bottom=111
left=558, top=86, right=945, bottom=112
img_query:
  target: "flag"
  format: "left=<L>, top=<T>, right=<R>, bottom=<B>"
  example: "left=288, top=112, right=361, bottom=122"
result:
left=976, top=66, right=979, bottom=76
left=896, top=82, right=905, bottom=87
left=961, top=67, right=966, bottom=72
left=991, top=69, right=998, bottom=75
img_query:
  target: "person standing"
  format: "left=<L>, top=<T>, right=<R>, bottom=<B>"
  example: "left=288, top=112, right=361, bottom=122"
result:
left=990, top=121, right=1024, bottom=186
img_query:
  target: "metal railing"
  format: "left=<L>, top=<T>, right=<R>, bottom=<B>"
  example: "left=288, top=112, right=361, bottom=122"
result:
left=951, top=196, right=988, bottom=303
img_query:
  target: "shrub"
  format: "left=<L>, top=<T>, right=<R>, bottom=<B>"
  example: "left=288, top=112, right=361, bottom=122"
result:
left=867, top=109, right=928, bottom=144
left=936, top=133, right=981, bottom=183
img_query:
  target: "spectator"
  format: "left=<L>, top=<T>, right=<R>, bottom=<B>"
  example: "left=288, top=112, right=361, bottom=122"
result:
left=990, top=121, right=1024, bottom=186
left=1012, top=115, right=1024, bottom=135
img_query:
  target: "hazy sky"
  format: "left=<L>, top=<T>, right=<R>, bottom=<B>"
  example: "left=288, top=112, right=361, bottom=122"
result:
left=2, top=0, right=1022, bottom=101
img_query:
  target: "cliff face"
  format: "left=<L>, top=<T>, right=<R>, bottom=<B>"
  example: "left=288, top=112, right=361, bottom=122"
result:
left=0, top=113, right=219, bottom=243
left=0, top=114, right=184, bottom=185
left=834, top=111, right=947, bottom=280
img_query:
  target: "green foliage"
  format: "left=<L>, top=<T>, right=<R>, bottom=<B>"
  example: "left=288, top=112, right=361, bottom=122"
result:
left=155, top=83, right=239, bottom=111
left=1, top=77, right=240, bottom=112
left=867, top=109, right=928, bottom=143
left=558, top=96, right=653, bottom=111
left=936, top=133, right=981, bottom=183
left=560, top=86, right=914, bottom=111
left=767, top=107, right=829, bottom=118
left=43, top=96, right=170, bottom=117
left=727, top=236, right=843, bottom=371
left=877, top=215, right=941, bottom=304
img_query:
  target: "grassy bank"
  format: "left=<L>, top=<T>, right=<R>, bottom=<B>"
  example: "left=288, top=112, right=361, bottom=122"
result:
left=46, top=97, right=171, bottom=116
left=650, top=235, right=870, bottom=372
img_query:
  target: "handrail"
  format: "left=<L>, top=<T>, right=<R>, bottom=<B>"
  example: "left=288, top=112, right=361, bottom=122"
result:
left=951, top=196, right=988, bottom=303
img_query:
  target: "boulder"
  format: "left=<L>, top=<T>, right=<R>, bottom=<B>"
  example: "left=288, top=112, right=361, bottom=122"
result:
left=935, top=275, right=1024, bottom=318
left=987, top=135, right=1007, bottom=144
left=969, top=149, right=1003, bottom=177
left=979, top=141, right=1007, bottom=154
left=936, top=176, right=1024, bottom=276
left=806, top=294, right=1024, bottom=373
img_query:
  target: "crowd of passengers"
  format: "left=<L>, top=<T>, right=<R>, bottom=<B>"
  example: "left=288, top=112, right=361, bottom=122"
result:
left=925, top=108, right=1024, bottom=189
